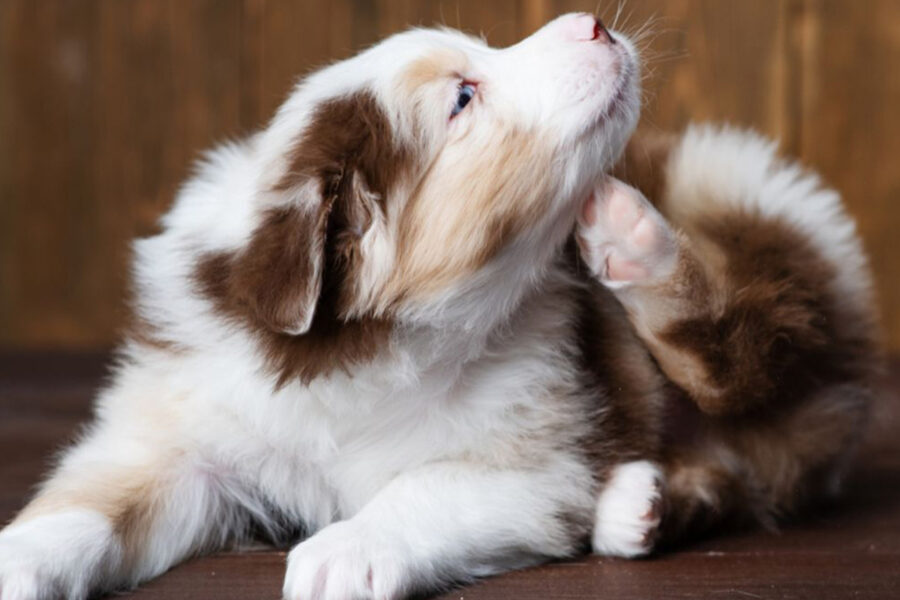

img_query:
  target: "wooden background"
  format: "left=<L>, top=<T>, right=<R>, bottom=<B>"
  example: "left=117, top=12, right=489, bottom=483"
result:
left=1, top=0, right=898, bottom=351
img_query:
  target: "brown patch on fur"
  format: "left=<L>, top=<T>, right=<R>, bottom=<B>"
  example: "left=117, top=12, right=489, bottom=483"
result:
left=612, top=130, right=677, bottom=209
left=196, top=208, right=393, bottom=386
left=275, top=92, right=411, bottom=209
left=201, top=207, right=331, bottom=335
left=196, top=92, right=409, bottom=385
left=657, top=381, right=871, bottom=547
left=569, top=243, right=669, bottom=482
left=660, top=214, right=875, bottom=416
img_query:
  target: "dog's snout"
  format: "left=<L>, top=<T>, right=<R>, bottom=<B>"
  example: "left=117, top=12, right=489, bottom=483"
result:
left=564, top=13, right=614, bottom=44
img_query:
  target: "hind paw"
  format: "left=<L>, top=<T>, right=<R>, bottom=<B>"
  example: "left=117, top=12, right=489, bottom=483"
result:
left=577, top=178, right=677, bottom=288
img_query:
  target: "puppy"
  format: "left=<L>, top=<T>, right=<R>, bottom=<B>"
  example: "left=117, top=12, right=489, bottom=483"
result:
left=0, top=14, right=644, bottom=600
left=0, top=12, right=880, bottom=600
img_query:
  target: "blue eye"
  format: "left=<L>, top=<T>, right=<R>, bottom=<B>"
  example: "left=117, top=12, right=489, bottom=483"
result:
left=451, top=83, right=476, bottom=118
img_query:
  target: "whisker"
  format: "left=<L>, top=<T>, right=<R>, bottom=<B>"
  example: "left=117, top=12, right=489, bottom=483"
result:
left=612, top=0, right=627, bottom=31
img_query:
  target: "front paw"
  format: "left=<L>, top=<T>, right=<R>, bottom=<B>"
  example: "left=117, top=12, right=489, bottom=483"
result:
left=577, top=178, right=677, bottom=287
left=592, top=460, right=664, bottom=558
left=0, top=567, right=41, bottom=600
left=283, top=520, right=406, bottom=600
left=0, top=534, right=44, bottom=600
left=0, top=511, right=116, bottom=600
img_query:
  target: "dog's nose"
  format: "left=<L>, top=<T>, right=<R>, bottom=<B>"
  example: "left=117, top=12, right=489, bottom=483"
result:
left=566, top=13, right=614, bottom=44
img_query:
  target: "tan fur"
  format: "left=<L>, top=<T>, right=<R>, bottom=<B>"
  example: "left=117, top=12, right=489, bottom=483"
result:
left=15, top=459, right=173, bottom=571
left=386, top=128, right=554, bottom=303
left=400, top=50, right=469, bottom=97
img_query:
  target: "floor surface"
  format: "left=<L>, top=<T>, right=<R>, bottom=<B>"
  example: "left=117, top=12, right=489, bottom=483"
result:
left=1, top=353, right=898, bottom=599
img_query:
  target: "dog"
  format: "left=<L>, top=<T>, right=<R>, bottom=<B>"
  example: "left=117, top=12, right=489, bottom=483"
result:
left=0, top=13, right=879, bottom=600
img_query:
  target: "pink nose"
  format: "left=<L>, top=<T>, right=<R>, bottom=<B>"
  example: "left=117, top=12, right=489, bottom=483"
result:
left=564, top=13, right=614, bottom=44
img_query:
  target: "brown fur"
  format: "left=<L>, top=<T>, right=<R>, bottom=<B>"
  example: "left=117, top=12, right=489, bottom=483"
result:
left=570, top=245, right=668, bottom=481
left=275, top=92, right=412, bottom=207
left=589, top=131, right=881, bottom=547
left=661, top=214, right=874, bottom=415
left=195, top=92, right=410, bottom=385
left=197, top=246, right=393, bottom=387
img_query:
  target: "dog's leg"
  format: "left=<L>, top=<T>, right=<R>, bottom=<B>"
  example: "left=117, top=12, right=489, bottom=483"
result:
left=577, top=173, right=878, bottom=546
left=576, top=176, right=870, bottom=416
left=0, top=419, right=236, bottom=599
left=282, top=459, right=592, bottom=600
left=576, top=177, right=739, bottom=412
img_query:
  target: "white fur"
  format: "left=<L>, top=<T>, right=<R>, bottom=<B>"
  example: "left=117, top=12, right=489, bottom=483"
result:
left=592, top=461, right=663, bottom=558
left=666, top=125, right=874, bottom=312
left=0, top=511, right=120, bottom=600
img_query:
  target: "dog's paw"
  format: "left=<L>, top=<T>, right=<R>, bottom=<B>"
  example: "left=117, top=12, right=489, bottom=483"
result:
left=283, top=520, right=406, bottom=600
left=592, top=460, right=664, bottom=558
left=0, top=535, right=43, bottom=600
left=0, top=570, right=41, bottom=600
left=0, top=510, right=116, bottom=600
left=577, top=178, right=677, bottom=287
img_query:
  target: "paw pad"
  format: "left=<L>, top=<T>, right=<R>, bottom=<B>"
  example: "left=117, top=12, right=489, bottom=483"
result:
left=577, top=179, right=676, bottom=287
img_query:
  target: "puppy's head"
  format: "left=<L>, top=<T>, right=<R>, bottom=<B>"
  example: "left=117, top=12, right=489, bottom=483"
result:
left=202, top=13, right=640, bottom=355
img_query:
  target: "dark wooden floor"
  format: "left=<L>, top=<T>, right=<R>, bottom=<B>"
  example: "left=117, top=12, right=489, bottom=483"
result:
left=1, top=353, right=898, bottom=599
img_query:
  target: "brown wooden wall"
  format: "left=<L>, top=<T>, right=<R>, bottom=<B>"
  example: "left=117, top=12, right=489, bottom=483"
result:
left=1, top=0, right=898, bottom=351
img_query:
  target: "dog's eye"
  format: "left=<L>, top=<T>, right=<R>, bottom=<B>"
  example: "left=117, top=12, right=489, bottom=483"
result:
left=451, top=82, right=476, bottom=118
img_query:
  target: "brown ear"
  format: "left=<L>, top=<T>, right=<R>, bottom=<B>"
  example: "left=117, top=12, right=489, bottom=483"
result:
left=237, top=167, right=383, bottom=336
left=196, top=92, right=406, bottom=336
left=230, top=197, right=336, bottom=335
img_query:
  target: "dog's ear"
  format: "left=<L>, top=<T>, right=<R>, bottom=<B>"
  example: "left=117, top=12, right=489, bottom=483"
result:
left=229, top=198, right=336, bottom=336
left=228, top=93, right=403, bottom=336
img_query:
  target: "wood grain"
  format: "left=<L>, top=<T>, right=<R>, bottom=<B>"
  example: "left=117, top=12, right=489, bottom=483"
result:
left=791, top=0, right=900, bottom=355
left=0, top=0, right=898, bottom=350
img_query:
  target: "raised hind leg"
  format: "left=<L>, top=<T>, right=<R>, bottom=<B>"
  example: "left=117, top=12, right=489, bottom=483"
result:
left=577, top=155, right=879, bottom=548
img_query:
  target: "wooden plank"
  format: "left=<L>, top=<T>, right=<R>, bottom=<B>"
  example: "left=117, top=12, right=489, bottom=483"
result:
left=0, top=2, right=11, bottom=335
left=0, top=0, right=101, bottom=348
left=373, top=0, right=524, bottom=47
left=551, top=0, right=791, bottom=138
left=89, top=0, right=245, bottom=294
left=791, top=0, right=900, bottom=353
left=119, top=549, right=900, bottom=599
left=519, top=0, right=551, bottom=36
left=0, top=0, right=245, bottom=350
left=0, top=0, right=898, bottom=353
left=249, top=0, right=358, bottom=123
